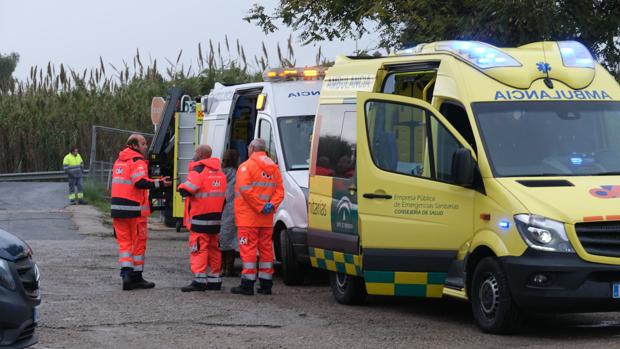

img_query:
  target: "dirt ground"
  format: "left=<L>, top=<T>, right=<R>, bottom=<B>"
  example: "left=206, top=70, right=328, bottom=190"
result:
left=3, top=183, right=620, bottom=349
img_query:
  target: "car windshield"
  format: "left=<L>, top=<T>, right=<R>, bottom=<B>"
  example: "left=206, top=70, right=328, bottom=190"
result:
left=278, top=115, right=315, bottom=170
left=473, top=101, right=620, bottom=177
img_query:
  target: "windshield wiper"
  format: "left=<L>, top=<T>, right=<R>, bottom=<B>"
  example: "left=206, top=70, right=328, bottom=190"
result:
left=517, top=173, right=567, bottom=177
left=594, top=171, right=620, bottom=176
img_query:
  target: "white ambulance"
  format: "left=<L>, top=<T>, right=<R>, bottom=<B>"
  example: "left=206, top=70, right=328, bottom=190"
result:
left=200, top=67, right=324, bottom=283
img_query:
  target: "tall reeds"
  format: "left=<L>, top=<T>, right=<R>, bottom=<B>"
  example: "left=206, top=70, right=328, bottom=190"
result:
left=0, top=38, right=322, bottom=173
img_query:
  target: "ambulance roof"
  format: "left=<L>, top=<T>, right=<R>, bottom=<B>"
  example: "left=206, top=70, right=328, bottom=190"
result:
left=320, top=40, right=619, bottom=102
left=205, top=80, right=322, bottom=118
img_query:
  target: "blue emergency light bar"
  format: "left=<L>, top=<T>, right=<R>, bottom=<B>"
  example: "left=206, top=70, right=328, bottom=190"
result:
left=435, top=41, right=521, bottom=69
left=558, top=41, right=595, bottom=69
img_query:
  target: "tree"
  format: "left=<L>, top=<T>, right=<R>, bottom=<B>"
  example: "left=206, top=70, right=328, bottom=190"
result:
left=0, top=52, right=19, bottom=93
left=245, top=1, right=620, bottom=79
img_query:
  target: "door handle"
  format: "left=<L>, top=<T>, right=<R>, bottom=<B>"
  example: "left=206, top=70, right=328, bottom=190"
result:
left=363, top=193, right=392, bottom=199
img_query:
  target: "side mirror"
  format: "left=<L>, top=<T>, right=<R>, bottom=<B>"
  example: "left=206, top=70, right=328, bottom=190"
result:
left=452, top=148, right=476, bottom=187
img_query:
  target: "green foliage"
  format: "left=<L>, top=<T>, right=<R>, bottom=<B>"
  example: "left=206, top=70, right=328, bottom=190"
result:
left=0, top=52, right=19, bottom=93
left=246, top=0, right=620, bottom=79
left=83, top=180, right=110, bottom=213
left=0, top=40, right=283, bottom=173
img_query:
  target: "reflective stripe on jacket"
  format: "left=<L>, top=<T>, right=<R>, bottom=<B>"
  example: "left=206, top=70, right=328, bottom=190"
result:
left=178, top=157, right=227, bottom=234
left=110, top=147, right=152, bottom=218
left=63, top=153, right=84, bottom=178
left=234, top=151, right=284, bottom=227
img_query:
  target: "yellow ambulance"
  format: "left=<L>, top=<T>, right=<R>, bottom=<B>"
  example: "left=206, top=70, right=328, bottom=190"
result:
left=299, top=40, right=620, bottom=333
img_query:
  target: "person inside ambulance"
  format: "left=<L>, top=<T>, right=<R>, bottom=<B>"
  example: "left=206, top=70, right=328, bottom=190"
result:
left=111, top=134, right=171, bottom=291
left=231, top=138, right=284, bottom=295
left=178, top=144, right=227, bottom=292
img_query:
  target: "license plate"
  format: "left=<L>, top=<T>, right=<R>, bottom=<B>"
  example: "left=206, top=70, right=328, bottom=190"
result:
left=33, top=306, right=40, bottom=323
left=613, top=284, right=620, bottom=299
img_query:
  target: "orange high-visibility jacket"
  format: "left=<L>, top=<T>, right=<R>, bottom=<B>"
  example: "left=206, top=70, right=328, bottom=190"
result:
left=234, top=151, right=284, bottom=227
left=110, top=147, right=162, bottom=218
left=178, top=157, right=227, bottom=233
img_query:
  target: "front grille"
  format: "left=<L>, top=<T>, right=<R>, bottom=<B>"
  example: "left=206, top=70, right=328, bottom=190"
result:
left=14, top=257, right=39, bottom=299
left=575, top=221, right=620, bottom=258
left=16, top=323, right=36, bottom=342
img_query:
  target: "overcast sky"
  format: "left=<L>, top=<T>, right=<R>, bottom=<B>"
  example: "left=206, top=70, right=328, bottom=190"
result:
left=0, top=0, right=379, bottom=81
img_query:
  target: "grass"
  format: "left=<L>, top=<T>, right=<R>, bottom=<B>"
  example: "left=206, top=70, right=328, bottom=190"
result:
left=83, top=181, right=110, bottom=214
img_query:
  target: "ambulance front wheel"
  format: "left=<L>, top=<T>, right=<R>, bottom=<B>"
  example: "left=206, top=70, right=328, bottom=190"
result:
left=471, top=257, right=523, bottom=334
left=329, top=272, right=367, bottom=305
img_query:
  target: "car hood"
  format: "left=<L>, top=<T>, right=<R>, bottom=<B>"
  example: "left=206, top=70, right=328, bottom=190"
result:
left=0, top=228, right=30, bottom=261
left=497, top=176, right=620, bottom=224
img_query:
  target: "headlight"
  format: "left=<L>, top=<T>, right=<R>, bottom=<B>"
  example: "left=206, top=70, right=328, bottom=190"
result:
left=514, top=214, right=574, bottom=253
left=0, top=259, right=16, bottom=290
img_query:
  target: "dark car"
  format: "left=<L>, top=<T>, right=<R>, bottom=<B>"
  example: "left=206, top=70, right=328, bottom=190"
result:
left=0, top=228, right=40, bottom=348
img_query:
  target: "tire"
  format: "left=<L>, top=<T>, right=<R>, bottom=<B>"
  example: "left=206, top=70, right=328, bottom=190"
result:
left=280, top=229, right=305, bottom=285
left=329, top=271, right=367, bottom=305
left=471, top=257, right=522, bottom=334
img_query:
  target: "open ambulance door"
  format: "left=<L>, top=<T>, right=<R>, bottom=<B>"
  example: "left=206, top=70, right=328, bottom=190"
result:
left=224, top=87, right=264, bottom=162
left=356, top=91, right=476, bottom=298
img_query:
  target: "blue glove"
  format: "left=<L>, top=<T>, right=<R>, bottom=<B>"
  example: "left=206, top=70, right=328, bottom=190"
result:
left=262, top=202, right=274, bottom=214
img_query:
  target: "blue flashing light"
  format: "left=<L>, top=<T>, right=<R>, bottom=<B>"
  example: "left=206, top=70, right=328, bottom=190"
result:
left=435, top=41, right=521, bottom=69
left=570, top=157, right=583, bottom=165
left=558, top=41, right=594, bottom=69
left=499, top=221, right=511, bottom=229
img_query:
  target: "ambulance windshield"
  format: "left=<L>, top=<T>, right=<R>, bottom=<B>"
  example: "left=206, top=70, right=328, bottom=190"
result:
left=278, top=115, right=315, bottom=170
left=473, top=101, right=620, bottom=177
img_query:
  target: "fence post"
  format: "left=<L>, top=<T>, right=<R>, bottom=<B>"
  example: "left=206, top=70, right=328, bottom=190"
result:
left=88, top=126, right=97, bottom=179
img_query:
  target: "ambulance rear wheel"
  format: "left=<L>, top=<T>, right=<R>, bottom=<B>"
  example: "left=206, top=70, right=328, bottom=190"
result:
left=471, top=257, right=522, bottom=334
left=329, top=271, right=367, bottom=305
left=280, top=229, right=305, bottom=285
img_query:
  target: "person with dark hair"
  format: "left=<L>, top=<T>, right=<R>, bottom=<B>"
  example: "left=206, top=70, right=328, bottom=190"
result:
left=110, top=134, right=171, bottom=290
left=62, top=145, right=85, bottom=204
left=220, top=149, right=239, bottom=276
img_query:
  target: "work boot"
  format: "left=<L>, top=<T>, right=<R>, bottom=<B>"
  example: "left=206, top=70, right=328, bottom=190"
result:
left=181, top=281, right=207, bottom=292
left=231, top=279, right=254, bottom=295
left=257, top=278, right=273, bottom=295
left=205, top=282, right=222, bottom=291
left=131, top=271, right=155, bottom=289
left=121, top=267, right=135, bottom=291
left=78, top=199, right=87, bottom=205
left=70, top=199, right=76, bottom=205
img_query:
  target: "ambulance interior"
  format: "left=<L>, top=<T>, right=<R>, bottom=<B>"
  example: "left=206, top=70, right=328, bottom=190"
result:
left=228, top=89, right=262, bottom=163
left=367, top=68, right=477, bottom=182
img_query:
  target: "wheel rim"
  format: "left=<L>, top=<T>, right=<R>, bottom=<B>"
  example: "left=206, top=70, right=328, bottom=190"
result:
left=336, top=272, right=348, bottom=291
left=478, top=273, right=500, bottom=319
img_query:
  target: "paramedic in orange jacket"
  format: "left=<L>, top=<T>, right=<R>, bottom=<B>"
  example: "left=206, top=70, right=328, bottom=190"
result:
left=111, top=134, right=171, bottom=291
left=231, top=138, right=284, bottom=295
left=177, top=145, right=227, bottom=292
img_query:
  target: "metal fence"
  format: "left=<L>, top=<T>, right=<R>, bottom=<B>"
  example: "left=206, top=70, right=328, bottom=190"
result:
left=0, top=125, right=153, bottom=189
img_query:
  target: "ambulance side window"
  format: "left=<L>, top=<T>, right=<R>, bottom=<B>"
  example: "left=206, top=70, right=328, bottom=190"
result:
left=314, top=104, right=356, bottom=178
left=431, top=117, right=461, bottom=183
left=365, top=101, right=431, bottom=178
left=365, top=100, right=464, bottom=184
left=440, top=102, right=477, bottom=153
left=258, top=119, right=277, bottom=163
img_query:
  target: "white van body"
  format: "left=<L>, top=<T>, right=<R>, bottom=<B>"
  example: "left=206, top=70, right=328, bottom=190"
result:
left=200, top=80, right=322, bottom=240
